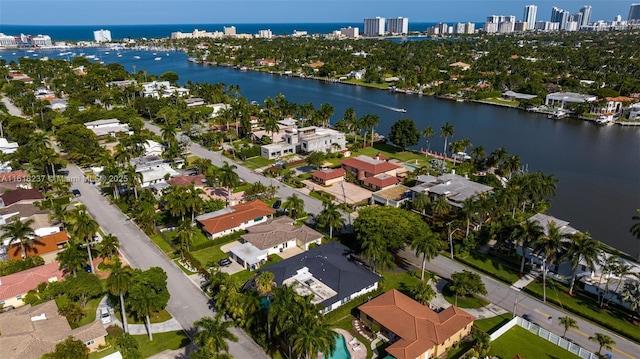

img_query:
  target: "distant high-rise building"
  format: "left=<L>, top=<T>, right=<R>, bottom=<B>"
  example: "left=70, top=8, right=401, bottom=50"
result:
left=568, top=13, right=583, bottom=27
left=31, top=34, right=52, bottom=47
left=514, top=21, right=528, bottom=32
left=535, top=21, right=560, bottom=31
left=386, top=17, right=409, bottom=34
left=93, top=29, right=111, bottom=42
left=629, top=4, right=640, bottom=20
left=257, top=29, right=272, bottom=39
left=498, top=21, right=515, bottom=33
left=483, top=22, right=499, bottom=33
left=340, top=27, right=359, bottom=38
left=551, top=7, right=570, bottom=30
left=579, top=5, right=592, bottom=26
left=614, top=15, right=622, bottom=22
left=465, top=22, right=476, bottom=34
left=454, top=23, right=466, bottom=34
left=363, top=17, right=385, bottom=36
left=523, top=5, right=537, bottom=30
left=437, top=23, right=448, bottom=34
left=223, top=26, right=236, bottom=36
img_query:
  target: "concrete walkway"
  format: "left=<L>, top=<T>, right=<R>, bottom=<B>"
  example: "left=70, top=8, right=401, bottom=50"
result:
left=97, top=296, right=183, bottom=334
left=511, top=269, right=541, bottom=291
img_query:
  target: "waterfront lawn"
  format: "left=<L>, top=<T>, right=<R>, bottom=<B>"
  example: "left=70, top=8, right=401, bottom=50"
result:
left=480, top=97, right=520, bottom=107
left=343, top=79, right=390, bottom=89
left=489, top=326, right=581, bottom=359
left=524, top=279, right=640, bottom=343
left=474, top=313, right=513, bottom=334
left=354, top=144, right=430, bottom=167
left=455, top=253, right=522, bottom=285
left=442, top=284, right=490, bottom=309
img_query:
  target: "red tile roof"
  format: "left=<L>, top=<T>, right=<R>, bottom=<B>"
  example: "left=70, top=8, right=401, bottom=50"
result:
left=197, top=200, right=275, bottom=236
left=166, top=174, right=206, bottom=187
left=0, top=171, right=28, bottom=183
left=363, top=174, right=400, bottom=189
left=1, top=189, right=43, bottom=207
left=359, top=289, right=475, bottom=359
left=0, top=263, right=64, bottom=301
left=341, top=155, right=399, bottom=176
left=312, top=168, right=346, bottom=181
left=7, top=231, right=69, bottom=260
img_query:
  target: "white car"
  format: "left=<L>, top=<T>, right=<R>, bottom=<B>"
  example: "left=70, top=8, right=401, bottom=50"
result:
left=99, top=308, right=111, bottom=324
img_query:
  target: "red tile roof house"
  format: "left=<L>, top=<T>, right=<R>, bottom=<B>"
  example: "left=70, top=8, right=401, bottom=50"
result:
left=341, top=155, right=400, bottom=190
left=195, top=200, right=275, bottom=239
left=0, top=262, right=64, bottom=309
left=166, top=174, right=207, bottom=187
left=311, top=168, right=346, bottom=186
left=4, top=231, right=70, bottom=264
left=359, top=289, right=475, bottom=359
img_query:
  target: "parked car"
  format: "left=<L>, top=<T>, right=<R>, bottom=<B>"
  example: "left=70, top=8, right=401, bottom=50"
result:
left=72, top=189, right=81, bottom=197
left=272, top=199, right=282, bottom=209
left=99, top=308, right=111, bottom=324
left=218, top=258, right=232, bottom=267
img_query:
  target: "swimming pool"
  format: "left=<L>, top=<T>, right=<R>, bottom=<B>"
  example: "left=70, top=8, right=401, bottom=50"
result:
left=326, top=334, right=351, bottom=359
left=402, top=163, right=419, bottom=170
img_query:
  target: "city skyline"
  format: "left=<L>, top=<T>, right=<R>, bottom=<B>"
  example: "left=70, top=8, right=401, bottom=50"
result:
left=0, top=0, right=635, bottom=25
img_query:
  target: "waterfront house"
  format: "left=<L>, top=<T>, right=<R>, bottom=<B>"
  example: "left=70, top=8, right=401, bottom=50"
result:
left=0, top=263, right=64, bottom=309
left=629, top=102, right=640, bottom=119
left=261, top=126, right=346, bottom=160
left=544, top=92, right=597, bottom=109
left=410, top=174, right=493, bottom=208
left=0, top=300, right=108, bottom=358
left=358, top=289, right=475, bottom=359
left=449, top=61, right=471, bottom=71
left=185, top=97, right=206, bottom=108
left=252, top=241, right=381, bottom=313
left=0, top=138, right=19, bottom=155
left=340, top=155, right=400, bottom=183
left=140, top=81, right=189, bottom=99
left=371, top=185, right=412, bottom=208
left=196, top=200, right=275, bottom=239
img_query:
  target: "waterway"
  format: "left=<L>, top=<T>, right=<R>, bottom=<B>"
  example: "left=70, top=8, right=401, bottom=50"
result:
left=2, top=48, right=639, bottom=256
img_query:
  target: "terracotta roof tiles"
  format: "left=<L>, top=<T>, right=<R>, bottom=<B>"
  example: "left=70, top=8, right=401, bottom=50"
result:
left=196, top=200, right=275, bottom=236
left=0, top=263, right=64, bottom=301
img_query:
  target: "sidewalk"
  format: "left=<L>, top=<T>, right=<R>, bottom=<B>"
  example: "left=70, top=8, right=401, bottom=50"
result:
left=511, top=269, right=540, bottom=291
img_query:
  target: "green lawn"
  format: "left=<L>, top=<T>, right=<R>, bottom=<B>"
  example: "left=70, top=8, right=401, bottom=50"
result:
left=455, top=253, right=523, bottom=285
left=150, top=234, right=176, bottom=254
left=231, top=269, right=256, bottom=285
left=480, top=97, right=520, bottom=107
left=474, top=313, right=513, bottom=334
left=162, top=230, right=210, bottom=249
left=442, top=284, right=490, bottom=309
left=352, top=144, right=431, bottom=168
left=55, top=296, right=103, bottom=329
left=489, top=326, right=581, bottom=359
left=233, top=181, right=253, bottom=193
left=524, top=278, right=640, bottom=343
left=243, top=156, right=274, bottom=169
left=190, top=244, right=229, bottom=268
left=136, top=330, right=190, bottom=357
left=382, top=271, right=423, bottom=292
left=114, top=308, right=173, bottom=325
left=342, top=79, right=391, bottom=89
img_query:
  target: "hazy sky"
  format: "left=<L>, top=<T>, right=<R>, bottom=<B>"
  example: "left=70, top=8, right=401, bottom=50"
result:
left=0, top=0, right=634, bottom=25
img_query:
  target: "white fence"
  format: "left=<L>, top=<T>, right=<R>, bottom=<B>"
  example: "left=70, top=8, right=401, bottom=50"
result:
left=490, top=316, right=599, bottom=359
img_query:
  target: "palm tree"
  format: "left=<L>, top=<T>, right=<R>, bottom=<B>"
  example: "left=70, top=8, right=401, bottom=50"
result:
left=160, top=123, right=177, bottom=144
left=175, top=220, right=198, bottom=258
left=128, top=284, right=155, bottom=341
left=100, top=234, right=120, bottom=260
left=256, top=271, right=276, bottom=295
left=164, top=186, right=189, bottom=221
left=317, top=201, right=344, bottom=239
left=56, top=243, right=88, bottom=277
left=511, top=219, right=544, bottom=274
left=123, top=165, right=143, bottom=200
left=471, top=145, right=486, bottom=167
left=630, top=209, right=640, bottom=261
left=564, top=232, right=601, bottom=295
left=589, top=333, right=615, bottom=354
left=107, top=262, right=133, bottom=333
left=621, top=279, right=640, bottom=322
left=558, top=316, right=578, bottom=339
left=440, top=122, right=455, bottom=154
left=359, top=113, right=379, bottom=148
left=412, top=192, right=431, bottom=215
left=431, top=195, right=452, bottom=217
left=193, top=313, right=238, bottom=356
left=410, top=229, right=440, bottom=281
left=421, top=126, right=434, bottom=154
left=533, top=221, right=568, bottom=303
left=66, top=206, right=99, bottom=274
left=282, top=193, right=305, bottom=220
left=412, top=281, right=436, bottom=305
left=291, top=321, right=338, bottom=359
left=1, top=218, right=37, bottom=259
left=219, top=161, right=240, bottom=204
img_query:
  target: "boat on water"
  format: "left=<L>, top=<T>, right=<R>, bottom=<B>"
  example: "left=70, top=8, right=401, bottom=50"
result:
left=104, top=51, right=109, bottom=55
left=595, top=116, right=613, bottom=125
left=133, top=56, right=140, bottom=59
left=117, top=53, right=122, bottom=57
left=154, top=57, right=162, bottom=61
left=548, top=110, right=568, bottom=119
left=393, top=108, right=407, bottom=113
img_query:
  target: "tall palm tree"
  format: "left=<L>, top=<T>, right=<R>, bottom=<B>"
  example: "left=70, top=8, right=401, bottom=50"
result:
left=100, top=234, right=120, bottom=260
left=558, top=316, right=578, bottom=339
left=219, top=161, right=240, bottom=204
left=511, top=219, right=545, bottom=274
left=66, top=206, right=99, bottom=274
left=163, top=186, right=189, bottom=221
left=56, top=243, right=88, bottom=277
left=421, top=126, right=434, bottom=154
left=589, top=333, right=615, bottom=354
left=533, top=221, right=568, bottom=302
left=440, top=122, right=455, bottom=154
left=621, top=279, right=640, bottom=322
left=471, top=145, right=486, bottom=167
left=193, top=313, right=238, bottom=356
left=317, top=201, right=344, bottom=238
left=282, top=193, right=305, bottom=220
left=1, top=218, right=37, bottom=259
left=630, top=209, right=640, bottom=261
left=107, top=262, right=133, bottom=333
left=564, top=231, right=601, bottom=295
left=410, top=228, right=440, bottom=281
left=128, top=283, right=155, bottom=341
left=360, top=113, right=379, bottom=148
left=123, top=165, right=143, bottom=200
left=175, top=220, right=198, bottom=258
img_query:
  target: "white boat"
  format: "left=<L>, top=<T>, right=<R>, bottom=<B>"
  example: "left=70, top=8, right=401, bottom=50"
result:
left=393, top=108, right=407, bottom=113
left=85, top=54, right=96, bottom=59
left=26, top=49, right=35, bottom=53
left=154, top=57, right=162, bottom=61
left=152, top=52, right=157, bottom=55
left=548, top=110, right=567, bottom=119
left=117, top=53, right=122, bottom=57
left=133, top=56, right=140, bottom=59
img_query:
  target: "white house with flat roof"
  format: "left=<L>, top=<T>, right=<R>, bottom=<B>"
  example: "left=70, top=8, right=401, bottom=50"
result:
left=260, top=126, right=346, bottom=159
left=84, top=119, right=132, bottom=137
left=629, top=102, right=640, bottom=119
left=141, top=81, right=189, bottom=99
left=0, top=138, right=19, bottom=155
left=545, top=92, right=597, bottom=109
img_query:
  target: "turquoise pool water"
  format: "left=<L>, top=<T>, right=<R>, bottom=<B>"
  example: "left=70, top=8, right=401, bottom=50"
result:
left=402, top=163, right=419, bottom=169
left=326, top=334, right=351, bottom=359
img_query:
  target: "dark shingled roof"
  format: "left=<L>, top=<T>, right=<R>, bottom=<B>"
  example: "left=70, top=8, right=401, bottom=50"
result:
left=259, top=241, right=380, bottom=309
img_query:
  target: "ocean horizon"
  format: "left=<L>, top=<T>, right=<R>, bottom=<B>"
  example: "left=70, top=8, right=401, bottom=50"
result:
left=0, top=22, right=484, bottom=42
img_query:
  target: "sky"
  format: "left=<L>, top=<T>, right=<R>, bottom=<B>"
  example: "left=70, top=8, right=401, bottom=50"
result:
left=0, top=0, right=635, bottom=25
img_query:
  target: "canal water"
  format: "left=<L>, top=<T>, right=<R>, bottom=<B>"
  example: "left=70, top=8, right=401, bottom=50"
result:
left=2, top=48, right=639, bottom=256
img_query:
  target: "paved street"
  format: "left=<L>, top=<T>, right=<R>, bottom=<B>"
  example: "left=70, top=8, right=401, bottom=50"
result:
left=398, top=249, right=639, bottom=359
